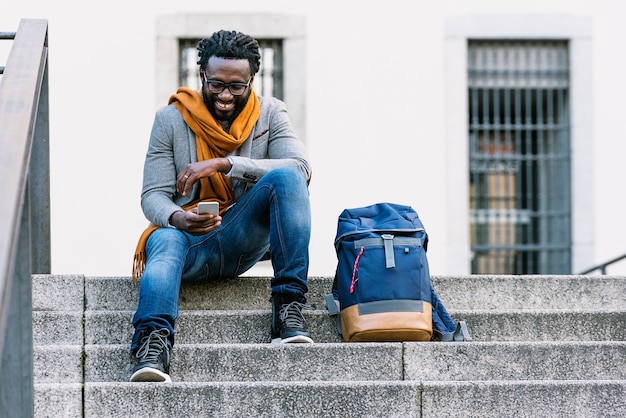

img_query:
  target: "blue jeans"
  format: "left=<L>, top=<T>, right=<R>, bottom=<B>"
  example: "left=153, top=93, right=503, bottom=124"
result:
left=131, top=167, right=311, bottom=351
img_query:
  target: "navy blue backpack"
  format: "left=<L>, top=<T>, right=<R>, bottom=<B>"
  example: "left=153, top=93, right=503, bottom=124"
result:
left=326, top=202, right=434, bottom=342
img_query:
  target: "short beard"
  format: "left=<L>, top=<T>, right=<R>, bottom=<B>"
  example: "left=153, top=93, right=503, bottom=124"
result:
left=202, top=89, right=250, bottom=124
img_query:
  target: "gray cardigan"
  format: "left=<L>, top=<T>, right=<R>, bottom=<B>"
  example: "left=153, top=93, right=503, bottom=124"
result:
left=140, top=95, right=311, bottom=227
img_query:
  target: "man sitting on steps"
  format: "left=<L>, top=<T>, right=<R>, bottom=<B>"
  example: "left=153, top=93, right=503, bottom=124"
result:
left=129, top=29, right=313, bottom=383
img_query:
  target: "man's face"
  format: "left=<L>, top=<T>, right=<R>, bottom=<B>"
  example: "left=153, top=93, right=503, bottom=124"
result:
left=201, top=56, right=253, bottom=124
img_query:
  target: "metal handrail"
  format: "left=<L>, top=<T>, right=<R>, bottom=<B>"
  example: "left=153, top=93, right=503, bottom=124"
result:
left=578, top=253, right=626, bottom=275
left=0, top=18, right=50, bottom=418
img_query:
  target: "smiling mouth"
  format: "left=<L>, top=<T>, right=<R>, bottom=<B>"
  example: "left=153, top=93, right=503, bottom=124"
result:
left=215, top=100, right=234, bottom=111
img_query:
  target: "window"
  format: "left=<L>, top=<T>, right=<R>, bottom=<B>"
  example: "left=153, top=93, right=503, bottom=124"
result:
left=468, top=40, right=571, bottom=274
left=444, top=15, right=592, bottom=275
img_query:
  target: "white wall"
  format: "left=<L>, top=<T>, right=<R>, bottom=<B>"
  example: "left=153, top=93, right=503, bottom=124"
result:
left=2, top=0, right=625, bottom=277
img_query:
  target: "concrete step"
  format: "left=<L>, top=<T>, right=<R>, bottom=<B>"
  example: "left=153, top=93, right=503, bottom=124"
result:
left=33, top=307, right=626, bottom=347
left=33, top=345, right=82, bottom=384
left=32, top=341, right=626, bottom=384
left=84, top=380, right=626, bottom=418
left=32, top=274, right=626, bottom=346
left=31, top=274, right=626, bottom=418
left=85, top=343, right=405, bottom=383
left=33, top=380, right=626, bottom=418
left=38, top=340, right=626, bottom=384
left=33, top=274, right=626, bottom=312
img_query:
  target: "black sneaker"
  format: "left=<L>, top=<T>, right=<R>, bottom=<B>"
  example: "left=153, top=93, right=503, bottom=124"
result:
left=130, top=328, right=172, bottom=382
left=271, top=297, right=314, bottom=344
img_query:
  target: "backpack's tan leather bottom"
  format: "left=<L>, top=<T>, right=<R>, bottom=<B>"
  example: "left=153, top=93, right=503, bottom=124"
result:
left=341, top=302, right=433, bottom=342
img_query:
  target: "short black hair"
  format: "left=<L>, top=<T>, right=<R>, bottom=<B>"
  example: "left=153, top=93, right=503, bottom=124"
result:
left=197, top=30, right=261, bottom=75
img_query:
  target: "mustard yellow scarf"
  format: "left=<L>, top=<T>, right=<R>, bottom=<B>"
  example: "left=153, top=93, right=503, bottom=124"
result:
left=132, top=87, right=260, bottom=281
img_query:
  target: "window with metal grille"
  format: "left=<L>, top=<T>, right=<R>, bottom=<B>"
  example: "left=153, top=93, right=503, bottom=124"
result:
left=179, top=38, right=284, bottom=100
left=468, top=40, right=571, bottom=274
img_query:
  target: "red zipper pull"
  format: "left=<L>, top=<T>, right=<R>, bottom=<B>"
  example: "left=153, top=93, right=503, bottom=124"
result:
left=350, top=247, right=364, bottom=294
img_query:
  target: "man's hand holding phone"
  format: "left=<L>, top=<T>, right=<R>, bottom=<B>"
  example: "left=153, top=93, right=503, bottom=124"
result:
left=168, top=201, right=221, bottom=235
left=197, top=201, right=219, bottom=216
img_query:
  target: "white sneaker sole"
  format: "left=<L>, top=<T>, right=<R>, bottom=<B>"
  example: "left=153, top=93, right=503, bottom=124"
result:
left=271, top=335, right=314, bottom=344
left=130, top=367, right=172, bottom=382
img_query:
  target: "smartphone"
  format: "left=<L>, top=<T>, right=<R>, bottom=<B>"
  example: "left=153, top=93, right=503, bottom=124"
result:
left=197, top=201, right=219, bottom=216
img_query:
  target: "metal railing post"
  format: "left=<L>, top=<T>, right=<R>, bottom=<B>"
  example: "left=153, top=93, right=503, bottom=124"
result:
left=0, top=192, right=34, bottom=417
left=0, top=18, right=49, bottom=417
left=30, top=58, right=51, bottom=274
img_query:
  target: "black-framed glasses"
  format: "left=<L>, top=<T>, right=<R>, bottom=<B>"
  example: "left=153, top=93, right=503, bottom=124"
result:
left=203, top=77, right=251, bottom=96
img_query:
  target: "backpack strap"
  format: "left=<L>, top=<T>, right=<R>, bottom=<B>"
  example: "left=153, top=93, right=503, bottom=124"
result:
left=381, top=234, right=396, bottom=268
left=325, top=274, right=342, bottom=335
left=325, top=293, right=342, bottom=335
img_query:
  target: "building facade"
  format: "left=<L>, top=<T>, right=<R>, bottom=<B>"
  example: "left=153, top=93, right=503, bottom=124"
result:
left=1, top=1, right=622, bottom=276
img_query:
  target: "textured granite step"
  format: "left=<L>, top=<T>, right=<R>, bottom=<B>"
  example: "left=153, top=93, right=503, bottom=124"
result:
left=31, top=274, right=626, bottom=418
left=33, top=307, right=626, bottom=347
left=35, top=380, right=626, bottom=418
left=34, top=341, right=626, bottom=384
left=33, top=274, right=626, bottom=312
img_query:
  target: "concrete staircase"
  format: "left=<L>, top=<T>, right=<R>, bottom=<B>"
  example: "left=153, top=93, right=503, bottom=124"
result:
left=32, top=274, right=626, bottom=417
